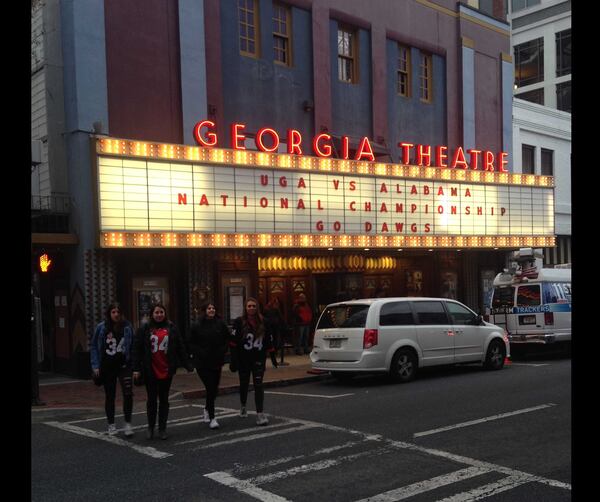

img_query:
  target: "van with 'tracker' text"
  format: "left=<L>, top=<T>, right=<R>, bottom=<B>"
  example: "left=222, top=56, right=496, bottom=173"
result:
left=489, top=266, right=571, bottom=348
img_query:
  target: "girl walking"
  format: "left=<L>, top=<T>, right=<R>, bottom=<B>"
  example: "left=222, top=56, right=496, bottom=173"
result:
left=187, top=302, right=230, bottom=429
left=132, top=304, right=193, bottom=440
left=230, top=298, right=278, bottom=426
left=90, top=302, right=135, bottom=437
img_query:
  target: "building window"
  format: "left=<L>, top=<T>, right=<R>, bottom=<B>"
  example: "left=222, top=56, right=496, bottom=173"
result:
left=556, top=81, right=571, bottom=113
left=511, top=0, right=540, bottom=13
left=397, top=44, right=411, bottom=97
left=541, top=148, right=553, bottom=176
left=555, top=29, right=571, bottom=77
left=514, top=38, right=544, bottom=88
left=516, top=88, right=544, bottom=105
left=338, top=26, right=357, bottom=83
left=239, top=0, right=259, bottom=57
left=273, top=2, right=291, bottom=66
left=419, top=52, right=432, bottom=102
left=522, top=144, right=535, bottom=174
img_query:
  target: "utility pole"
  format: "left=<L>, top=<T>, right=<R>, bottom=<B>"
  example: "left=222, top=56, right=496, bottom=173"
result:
left=31, top=277, right=45, bottom=407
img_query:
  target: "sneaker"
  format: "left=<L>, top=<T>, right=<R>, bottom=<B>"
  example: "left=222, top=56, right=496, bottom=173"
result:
left=107, top=424, right=117, bottom=435
left=159, top=429, right=168, bottom=440
left=146, top=427, right=154, bottom=440
left=124, top=422, right=134, bottom=438
left=239, top=406, right=248, bottom=418
left=256, top=413, right=269, bottom=426
left=209, top=418, right=220, bottom=429
left=202, top=408, right=210, bottom=423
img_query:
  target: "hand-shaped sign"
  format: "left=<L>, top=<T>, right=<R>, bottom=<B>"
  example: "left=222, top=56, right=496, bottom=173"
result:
left=39, top=253, right=52, bottom=273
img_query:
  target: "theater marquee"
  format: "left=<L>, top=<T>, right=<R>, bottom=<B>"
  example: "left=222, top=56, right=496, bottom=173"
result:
left=95, top=137, right=555, bottom=249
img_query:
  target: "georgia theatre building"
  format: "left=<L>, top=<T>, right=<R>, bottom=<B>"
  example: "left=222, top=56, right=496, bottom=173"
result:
left=31, top=0, right=555, bottom=375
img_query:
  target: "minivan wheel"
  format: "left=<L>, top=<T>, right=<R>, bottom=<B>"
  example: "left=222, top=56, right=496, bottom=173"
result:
left=390, top=349, right=417, bottom=383
left=484, top=339, right=506, bottom=370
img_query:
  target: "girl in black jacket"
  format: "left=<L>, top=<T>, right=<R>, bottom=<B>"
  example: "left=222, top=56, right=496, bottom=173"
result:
left=187, top=302, right=231, bottom=429
left=230, top=297, right=278, bottom=426
left=132, top=304, right=193, bottom=440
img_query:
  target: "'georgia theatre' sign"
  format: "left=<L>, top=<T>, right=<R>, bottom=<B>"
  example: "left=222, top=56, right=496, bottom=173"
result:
left=193, top=120, right=509, bottom=171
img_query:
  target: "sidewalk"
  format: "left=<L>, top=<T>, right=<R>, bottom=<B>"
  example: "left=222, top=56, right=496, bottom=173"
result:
left=33, top=354, right=330, bottom=410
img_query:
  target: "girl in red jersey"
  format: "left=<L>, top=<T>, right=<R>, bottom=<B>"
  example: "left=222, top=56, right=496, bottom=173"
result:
left=133, top=304, right=193, bottom=440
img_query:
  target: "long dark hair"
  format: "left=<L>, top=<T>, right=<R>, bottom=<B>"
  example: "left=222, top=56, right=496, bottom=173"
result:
left=104, top=302, right=125, bottom=331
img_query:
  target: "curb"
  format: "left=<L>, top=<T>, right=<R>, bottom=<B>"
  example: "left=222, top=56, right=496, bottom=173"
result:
left=181, top=372, right=331, bottom=400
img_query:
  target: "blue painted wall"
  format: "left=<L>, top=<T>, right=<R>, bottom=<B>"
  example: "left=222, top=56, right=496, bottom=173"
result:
left=220, top=0, right=314, bottom=143
left=330, top=21, right=372, bottom=139
left=61, top=0, right=108, bottom=252
left=386, top=40, right=446, bottom=162
left=180, top=0, right=208, bottom=145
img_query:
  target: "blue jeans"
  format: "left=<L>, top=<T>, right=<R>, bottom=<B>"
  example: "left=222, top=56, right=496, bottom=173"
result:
left=295, top=325, right=310, bottom=353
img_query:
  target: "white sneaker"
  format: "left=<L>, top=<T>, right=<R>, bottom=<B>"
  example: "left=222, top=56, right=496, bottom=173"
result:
left=256, top=413, right=269, bottom=426
left=239, top=406, right=248, bottom=418
left=202, top=409, right=210, bottom=423
left=209, top=418, right=220, bottom=429
left=124, top=422, right=134, bottom=437
left=107, top=424, right=117, bottom=435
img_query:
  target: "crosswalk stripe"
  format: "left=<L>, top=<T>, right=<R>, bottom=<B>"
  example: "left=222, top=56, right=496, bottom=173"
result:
left=386, top=440, right=571, bottom=491
left=44, top=421, right=172, bottom=459
left=176, top=421, right=295, bottom=445
left=249, top=446, right=393, bottom=485
left=265, top=391, right=354, bottom=398
left=233, top=440, right=364, bottom=474
left=434, top=473, right=533, bottom=501
left=205, top=471, right=291, bottom=502
left=354, top=467, right=492, bottom=502
left=192, top=423, right=318, bottom=450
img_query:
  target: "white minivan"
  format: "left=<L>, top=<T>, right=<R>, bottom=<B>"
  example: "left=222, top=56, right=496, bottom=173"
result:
left=310, top=297, right=509, bottom=382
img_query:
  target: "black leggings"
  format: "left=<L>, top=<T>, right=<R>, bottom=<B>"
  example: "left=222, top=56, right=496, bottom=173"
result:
left=145, top=375, right=173, bottom=431
left=238, top=360, right=265, bottom=413
left=197, top=368, right=222, bottom=419
left=102, top=365, right=133, bottom=424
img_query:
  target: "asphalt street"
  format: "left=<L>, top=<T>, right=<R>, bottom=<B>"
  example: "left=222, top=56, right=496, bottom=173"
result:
left=31, top=352, right=572, bottom=501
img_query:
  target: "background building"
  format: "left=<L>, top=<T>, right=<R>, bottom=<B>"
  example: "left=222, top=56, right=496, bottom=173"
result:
left=508, top=0, right=571, bottom=265
left=33, top=0, right=555, bottom=376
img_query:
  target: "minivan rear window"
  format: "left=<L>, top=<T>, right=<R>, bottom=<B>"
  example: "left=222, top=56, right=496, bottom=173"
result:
left=380, top=302, right=414, bottom=326
left=317, top=304, right=370, bottom=329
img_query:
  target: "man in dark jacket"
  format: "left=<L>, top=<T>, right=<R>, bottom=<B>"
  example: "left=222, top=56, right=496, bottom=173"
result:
left=292, top=293, right=313, bottom=355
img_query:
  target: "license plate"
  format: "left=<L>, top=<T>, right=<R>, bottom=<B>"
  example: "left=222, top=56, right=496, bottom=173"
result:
left=519, top=315, right=536, bottom=325
left=329, top=339, right=342, bottom=348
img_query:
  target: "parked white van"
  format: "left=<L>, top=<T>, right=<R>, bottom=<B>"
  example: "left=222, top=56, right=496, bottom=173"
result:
left=310, top=297, right=509, bottom=383
left=489, top=267, right=571, bottom=346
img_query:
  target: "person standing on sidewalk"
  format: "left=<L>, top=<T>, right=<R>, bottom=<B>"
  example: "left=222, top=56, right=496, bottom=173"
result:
left=263, top=297, right=288, bottom=357
left=230, top=297, right=278, bottom=426
left=292, top=293, right=313, bottom=355
left=90, top=302, right=135, bottom=437
left=187, top=302, right=230, bottom=430
left=132, top=303, right=193, bottom=440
